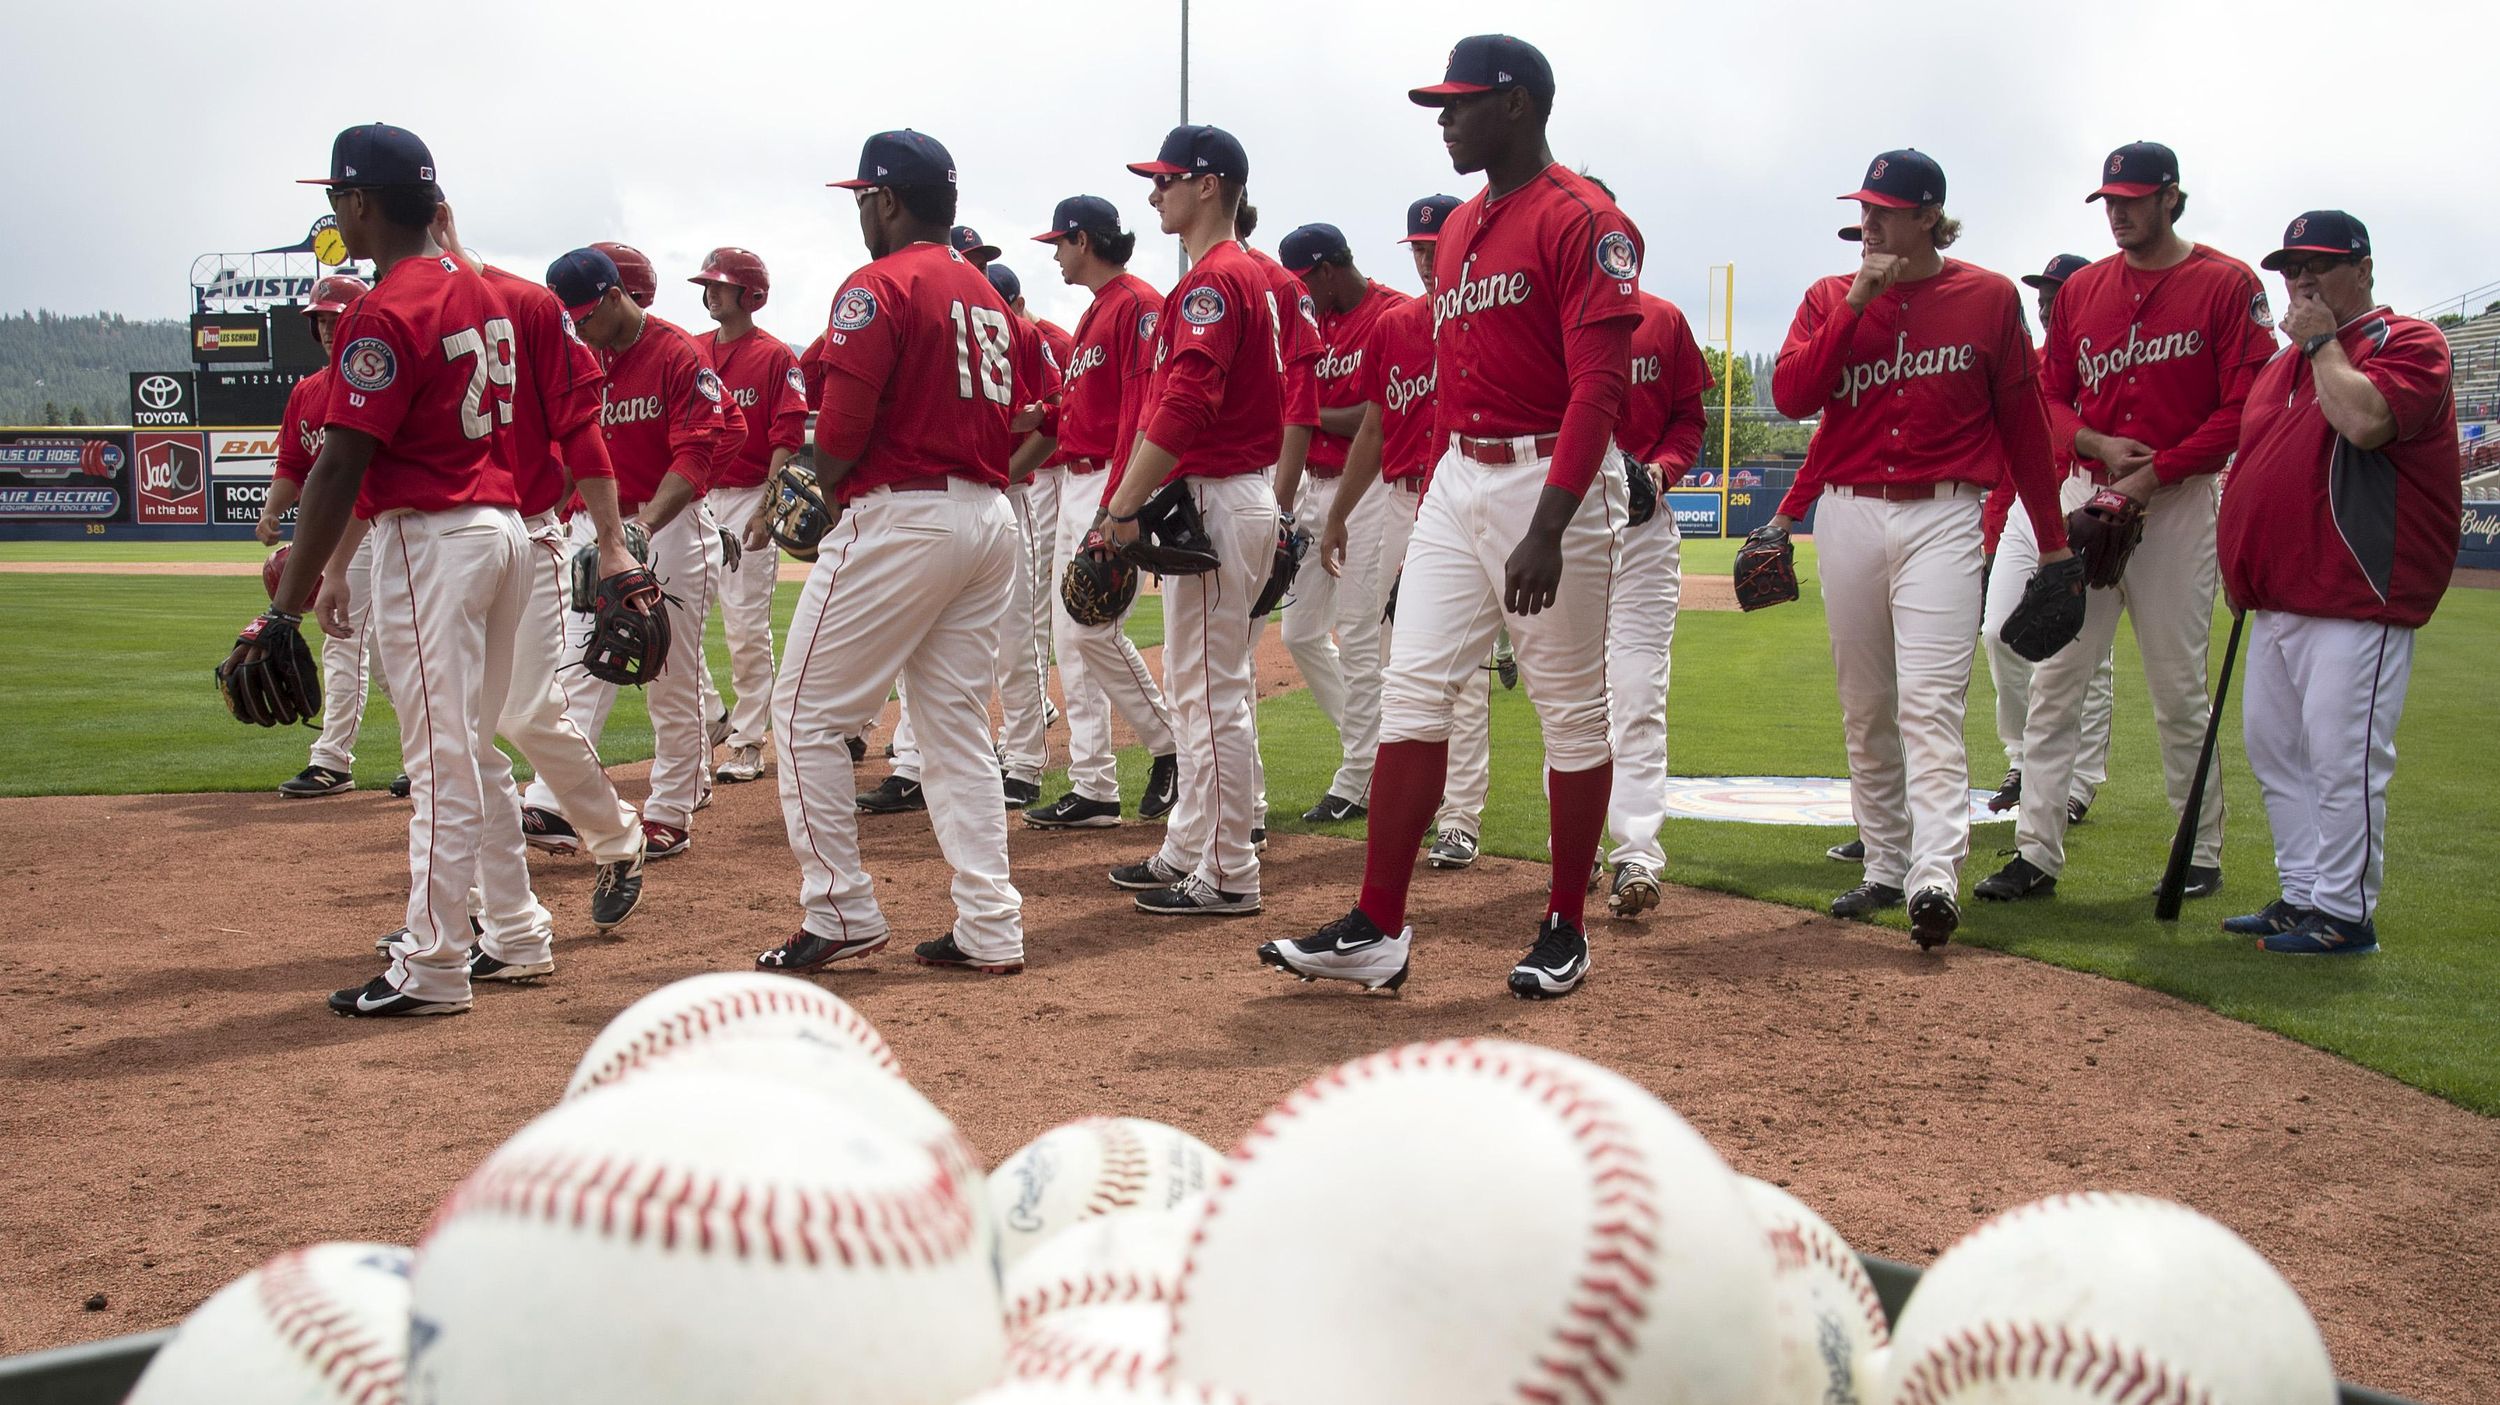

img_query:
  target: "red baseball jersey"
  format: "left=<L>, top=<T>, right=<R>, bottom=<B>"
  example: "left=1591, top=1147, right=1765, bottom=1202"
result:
left=1308, top=280, right=1411, bottom=474
left=594, top=314, right=740, bottom=515
left=1617, top=292, right=1713, bottom=485
left=813, top=241, right=1058, bottom=503
left=2041, top=245, right=2277, bottom=484
left=1139, top=239, right=1286, bottom=482
left=1245, top=245, right=1322, bottom=430
left=1059, top=272, right=1162, bottom=466
left=2219, top=310, right=2460, bottom=629
left=696, top=328, right=808, bottom=490
left=1362, top=295, right=1441, bottom=485
left=320, top=253, right=522, bottom=517
left=1428, top=165, right=1644, bottom=495
left=1036, top=318, right=1076, bottom=371
left=798, top=332, right=830, bottom=411
left=1033, top=317, right=1080, bottom=468
left=1770, top=260, right=2066, bottom=551
left=482, top=264, right=609, bottom=517
left=273, top=368, right=334, bottom=486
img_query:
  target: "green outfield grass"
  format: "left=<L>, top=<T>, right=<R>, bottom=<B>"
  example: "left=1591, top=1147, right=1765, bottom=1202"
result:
left=0, top=539, right=271, bottom=563
left=0, top=545, right=2487, bottom=1112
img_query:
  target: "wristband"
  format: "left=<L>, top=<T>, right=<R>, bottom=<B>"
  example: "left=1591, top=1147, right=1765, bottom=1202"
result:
left=2302, top=332, right=2337, bottom=359
left=1104, top=507, right=1140, bottom=524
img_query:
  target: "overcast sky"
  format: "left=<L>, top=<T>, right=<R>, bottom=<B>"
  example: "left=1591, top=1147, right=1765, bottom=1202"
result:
left=6, top=0, right=2492, bottom=358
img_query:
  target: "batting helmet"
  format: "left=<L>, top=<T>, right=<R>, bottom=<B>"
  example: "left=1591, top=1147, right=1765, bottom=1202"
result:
left=304, top=274, right=370, bottom=318
left=689, top=247, right=770, bottom=312
left=592, top=241, right=657, bottom=307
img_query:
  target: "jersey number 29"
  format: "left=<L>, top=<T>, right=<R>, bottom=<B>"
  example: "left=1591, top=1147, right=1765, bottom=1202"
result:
left=949, top=301, right=1013, bottom=406
left=442, top=319, right=518, bottom=441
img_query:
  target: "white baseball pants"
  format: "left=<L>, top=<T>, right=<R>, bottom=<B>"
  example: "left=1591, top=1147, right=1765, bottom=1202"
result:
left=707, top=481, right=780, bottom=750
left=2243, top=611, right=2414, bottom=925
left=1025, top=466, right=1065, bottom=682
left=1983, top=473, right=2115, bottom=804
left=370, top=505, right=542, bottom=1004
left=1052, top=463, right=1176, bottom=803
left=493, top=512, right=642, bottom=867
left=995, top=481, right=1052, bottom=784
left=1815, top=485, right=1984, bottom=898
left=306, top=532, right=383, bottom=775
left=773, top=480, right=1023, bottom=961
left=2017, top=475, right=2224, bottom=876
left=1374, top=477, right=1493, bottom=837
left=1605, top=505, right=1682, bottom=873
left=1281, top=471, right=1394, bottom=805
left=1153, top=472, right=1278, bottom=895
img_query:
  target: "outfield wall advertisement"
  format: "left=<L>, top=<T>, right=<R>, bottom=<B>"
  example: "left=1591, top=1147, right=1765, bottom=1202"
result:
left=0, top=429, right=130, bottom=521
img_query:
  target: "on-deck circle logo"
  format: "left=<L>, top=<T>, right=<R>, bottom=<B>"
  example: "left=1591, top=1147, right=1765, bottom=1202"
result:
left=137, top=376, right=183, bottom=411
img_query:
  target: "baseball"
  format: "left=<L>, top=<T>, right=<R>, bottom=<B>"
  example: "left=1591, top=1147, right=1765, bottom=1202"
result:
left=955, top=1382, right=1261, bottom=1405
left=563, top=970, right=898, bottom=1099
left=1736, top=1176, right=1891, bottom=1405
left=1879, top=1191, right=2336, bottom=1405
left=123, top=1241, right=413, bottom=1405
left=989, top=1117, right=1221, bottom=1269
left=409, top=1067, right=1000, bottom=1404
left=1003, top=1206, right=1201, bottom=1389
left=1170, top=1038, right=1782, bottom=1405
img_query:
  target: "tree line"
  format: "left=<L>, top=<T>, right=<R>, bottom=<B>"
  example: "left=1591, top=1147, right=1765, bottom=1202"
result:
left=0, top=311, right=190, bottom=427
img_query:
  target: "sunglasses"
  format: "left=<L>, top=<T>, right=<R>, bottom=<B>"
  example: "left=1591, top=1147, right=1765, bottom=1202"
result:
left=1150, top=172, right=1202, bottom=191
left=2276, top=254, right=2359, bottom=280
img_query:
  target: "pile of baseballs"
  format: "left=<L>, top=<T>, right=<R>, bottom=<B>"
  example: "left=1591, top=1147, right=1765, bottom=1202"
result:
left=126, top=972, right=2340, bottom=1404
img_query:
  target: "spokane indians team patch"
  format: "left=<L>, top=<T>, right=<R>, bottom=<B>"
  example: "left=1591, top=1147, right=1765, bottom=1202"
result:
left=697, top=368, right=725, bottom=403
left=1182, top=287, right=1225, bottom=326
left=341, top=338, right=397, bottom=392
left=1596, top=230, right=1640, bottom=281
left=832, top=287, right=877, bottom=330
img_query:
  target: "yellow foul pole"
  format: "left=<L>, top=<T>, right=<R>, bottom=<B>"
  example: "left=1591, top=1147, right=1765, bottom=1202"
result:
left=1720, top=263, right=1735, bottom=473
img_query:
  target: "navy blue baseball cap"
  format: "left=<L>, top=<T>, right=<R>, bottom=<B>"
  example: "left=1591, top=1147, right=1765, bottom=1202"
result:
left=985, top=263, right=1021, bottom=300
left=1839, top=149, right=1945, bottom=209
left=547, top=247, right=622, bottom=322
left=1278, top=223, right=1351, bottom=274
left=300, top=123, right=436, bottom=188
left=828, top=130, right=957, bottom=190
left=1033, top=195, right=1123, bottom=243
left=1402, top=194, right=1463, bottom=243
left=2260, top=210, right=2371, bottom=271
left=2088, top=141, right=2180, bottom=202
left=2021, top=253, right=2094, bottom=289
left=951, top=226, right=1002, bottom=263
left=1411, top=35, right=1555, bottom=107
left=1128, top=125, right=1249, bottom=183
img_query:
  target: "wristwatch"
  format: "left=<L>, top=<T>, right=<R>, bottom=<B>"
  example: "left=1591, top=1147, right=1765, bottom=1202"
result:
left=2302, top=332, right=2337, bottom=358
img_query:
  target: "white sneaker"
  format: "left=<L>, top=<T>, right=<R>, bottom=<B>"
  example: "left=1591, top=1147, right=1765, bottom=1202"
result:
left=1258, top=909, right=1412, bottom=992
left=716, top=744, right=764, bottom=783
left=1607, top=862, right=1661, bottom=917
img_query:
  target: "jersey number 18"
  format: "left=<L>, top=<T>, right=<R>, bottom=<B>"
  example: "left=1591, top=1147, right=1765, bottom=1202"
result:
left=949, top=301, right=1013, bottom=406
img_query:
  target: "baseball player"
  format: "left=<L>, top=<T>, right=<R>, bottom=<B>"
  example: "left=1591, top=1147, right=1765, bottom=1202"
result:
left=1314, top=194, right=1498, bottom=870
left=262, top=274, right=384, bottom=800
left=2220, top=211, right=2461, bottom=955
left=689, top=246, right=807, bottom=785
left=1602, top=284, right=1713, bottom=916
left=1763, top=149, right=2073, bottom=950
left=751, top=129, right=1053, bottom=976
left=1977, top=253, right=2118, bottom=827
left=529, top=246, right=742, bottom=860
left=1262, top=36, right=1640, bottom=999
left=951, top=225, right=1002, bottom=270
left=1024, top=194, right=1183, bottom=829
left=1984, top=142, right=2277, bottom=904
left=993, top=260, right=1080, bottom=754
left=1237, top=207, right=1325, bottom=850
left=247, top=124, right=543, bottom=1017
left=1096, top=123, right=1284, bottom=916
left=1275, top=223, right=1411, bottom=823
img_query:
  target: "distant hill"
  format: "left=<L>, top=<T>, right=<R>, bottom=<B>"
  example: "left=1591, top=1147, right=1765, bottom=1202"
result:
left=0, top=311, right=191, bottom=427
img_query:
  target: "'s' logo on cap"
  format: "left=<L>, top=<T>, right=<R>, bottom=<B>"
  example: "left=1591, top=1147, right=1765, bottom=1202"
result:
left=2108, top=154, right=2123, bottom=174
left=2290, top=217, right=2308, bottom=238
left=1870, top=158, right=1888, bottom=180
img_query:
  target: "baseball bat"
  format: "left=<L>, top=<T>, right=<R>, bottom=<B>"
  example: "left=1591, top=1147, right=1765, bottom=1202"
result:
left=2154, top=609, right=2246, bottom=921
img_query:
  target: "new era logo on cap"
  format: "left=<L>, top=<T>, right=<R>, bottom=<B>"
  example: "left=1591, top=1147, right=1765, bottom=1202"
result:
left=829, top=130, right=958, bottom=190
left=301, top=123, right=438, bottom=189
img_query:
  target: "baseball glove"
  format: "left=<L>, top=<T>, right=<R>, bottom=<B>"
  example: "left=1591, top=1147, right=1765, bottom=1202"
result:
left=1999, top=554, right=2089, bottom=662
left=1732, top=523, right=1800, bottom=611
left=581, top=566, right=675, bottom=686
left=1623, top=457, right=1658, bottom=527
left=2065, top=487, right=2146, bottom=590
left=215, top=610, right=322, bottom=727
left=764, top=460, right=834, bottom=562
left=1118, top=480, right=1219, bottom=576
left=718, top=525, right=743, bottom=573
left=568, top=522, right=654, bottom=613
left=1061, top=532, right=1139, bottom=627
left=1249, top=516, right=1307, bottom=617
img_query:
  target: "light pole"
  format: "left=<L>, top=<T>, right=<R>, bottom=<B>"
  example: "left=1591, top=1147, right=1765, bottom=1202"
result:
left=1177, top=0, right=1192, bottom=279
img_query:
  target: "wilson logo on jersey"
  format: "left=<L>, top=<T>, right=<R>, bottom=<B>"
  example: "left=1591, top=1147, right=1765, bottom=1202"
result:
left=696, top=368, right=726, bottom=404
left=1181, top=287, right=1226, bottom=326
left=1833, top=333, right=1978, bottom=408
left=1384, top=362, right=1435, bottom=415
left=340, top=338, right=397, bottom=393
left=831, top=288, right=878, bottom=331
left=1315, top=346, right=1364, bottom=381
left=604, top=394, right=665, bottom=425
left=1595, top=231, right=1640, bottom=282
left=1431, top=270, right=1532, bottom=331
left=2074, top=324, right=2208, bottom=396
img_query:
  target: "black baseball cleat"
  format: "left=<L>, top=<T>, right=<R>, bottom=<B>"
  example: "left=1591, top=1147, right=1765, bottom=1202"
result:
left=1139, top=753, right=1179, bottom=821
left=857, top=775, right=927, bottom=814
left=1110, top=855, right=1188, bottom=891
left=328, top=974, right=470, bottom=1018
left=1826, top=838, right=1866, bottom=863
left=1426, top=828, right=1479, bottom=869
left=1002, top=775, right=1042, bottom=809
left=845, top=734, right=867, bottom=764
left=1830, top=882, right=1906, bottom=920
left=2221, top=898, right=2314, bottom=936
left=2067, top=796, right=2091, bottom=824
left=1986, top=768, right=2022, bottom=813
left=913, top=931, right=1025, bottom=975
left=388, top=773, right=412, bottom=799
left=278, top=765, right=354, bottom=798
left=1909, top=888, right=1960, bottom=951
left=1507, top=914, right=1590, bottom=1000
left=756, top=928, right=891, bottom=972
left=1258, top=909, right=1412, bottom=991
left=521, top=806, right=582, bottom=855
left=467, top=946, right=554, bottom=981
left=591, top=847, right=645, bottom=933
left=1024, top=792, right=1121, bottom=829
left=1300, top=794, right=1367, bottom=823
left=1251, top=826, right=1268, bottom=853
left=1136, top=876, right=1261, bottom=916
left=374, top=914, right=484, bottom=952
left=1974, top=855, right=2057, bottom=901
left=2179, top=865, right=2224, bottom=900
